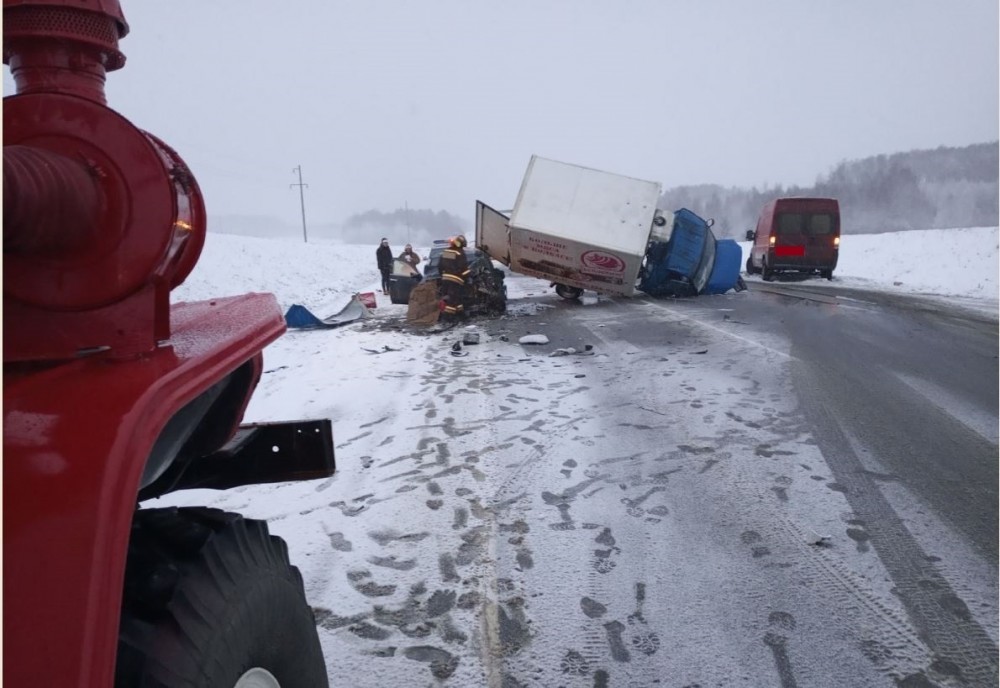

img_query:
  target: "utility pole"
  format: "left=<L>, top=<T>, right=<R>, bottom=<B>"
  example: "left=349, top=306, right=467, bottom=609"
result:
left=290, top=165, right=309, bottom=243
left=405, top=200, right=410, bottom=243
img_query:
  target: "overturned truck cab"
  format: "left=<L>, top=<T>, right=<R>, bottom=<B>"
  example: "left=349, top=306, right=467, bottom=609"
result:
left=639, top=208, right=746, bottom=297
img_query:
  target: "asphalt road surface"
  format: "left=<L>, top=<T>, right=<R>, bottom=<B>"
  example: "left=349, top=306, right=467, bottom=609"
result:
left=420, top=278, right=997, bottom=688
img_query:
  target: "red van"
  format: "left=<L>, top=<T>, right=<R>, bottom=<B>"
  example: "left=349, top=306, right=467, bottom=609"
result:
left=745, top=197, right=840, bottom=280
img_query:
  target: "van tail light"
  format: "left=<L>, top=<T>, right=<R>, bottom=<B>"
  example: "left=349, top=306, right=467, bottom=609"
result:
left=833, top=236, right=840, bottom=247
left=769, top=236, right=776, bottom=246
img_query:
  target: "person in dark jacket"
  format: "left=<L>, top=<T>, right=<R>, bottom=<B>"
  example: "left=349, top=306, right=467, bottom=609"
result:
left=376, top=238, right=393, bottom=294
left=439, top=235, right=471, bottom=321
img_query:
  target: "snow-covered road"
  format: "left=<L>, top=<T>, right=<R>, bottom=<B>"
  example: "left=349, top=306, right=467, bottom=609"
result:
left=158, top=261, right=998, bottom=685
left=154, top=228, right=1000, bottom=685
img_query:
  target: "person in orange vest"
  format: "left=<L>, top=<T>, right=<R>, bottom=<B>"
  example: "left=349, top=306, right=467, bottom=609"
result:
left=439, top=235, right=471, bottom=321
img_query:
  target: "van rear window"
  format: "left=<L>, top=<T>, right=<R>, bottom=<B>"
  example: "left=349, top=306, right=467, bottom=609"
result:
left=776, top=213, right=836, bottom=236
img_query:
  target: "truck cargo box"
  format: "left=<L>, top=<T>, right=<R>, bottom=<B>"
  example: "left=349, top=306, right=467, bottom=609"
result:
left=483, top=156, right=663, bottom=297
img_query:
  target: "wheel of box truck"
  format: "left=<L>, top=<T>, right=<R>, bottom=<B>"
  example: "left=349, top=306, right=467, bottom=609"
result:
left=554, top=283, right=583, bottom=300
left=762, top=260, right=775, bottom=282
left=115, top=507, right=328, bottom=688
left=745, top=256, right=758, bottom=275
left=821, top=269, right=834, bottom=281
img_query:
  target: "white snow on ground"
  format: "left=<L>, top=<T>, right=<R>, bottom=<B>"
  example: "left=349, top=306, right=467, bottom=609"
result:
left=177, top=226, right=999, bottom=319
left=739, top=225, right=999, bottom=317
left=162, top=226, right=998, bottom=682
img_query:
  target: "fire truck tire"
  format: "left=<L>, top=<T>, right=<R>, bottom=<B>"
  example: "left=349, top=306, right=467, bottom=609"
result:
left=115, top=507, right=328, bottom=688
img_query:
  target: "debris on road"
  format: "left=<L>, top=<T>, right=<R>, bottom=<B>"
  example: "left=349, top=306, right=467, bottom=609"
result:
left=519, top=334, right=550, bottom=345
left=805, top=529, right=832, bottom=546
left=362, top=345, right=402, bottom=354
left=549, top=346, right=596, bottom=357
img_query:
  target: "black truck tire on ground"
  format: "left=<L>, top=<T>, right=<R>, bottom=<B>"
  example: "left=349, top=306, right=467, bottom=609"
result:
left=745, top=256, right=758, bottom=275
left=762, top=260, right=775, bottom=282
left=554, top=284, right=583, bottom=300
left=116, top=507, right=328, bottom=688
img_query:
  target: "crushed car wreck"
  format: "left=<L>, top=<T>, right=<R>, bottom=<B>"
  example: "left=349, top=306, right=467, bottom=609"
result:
left=403, top=239, right=507, bottom=326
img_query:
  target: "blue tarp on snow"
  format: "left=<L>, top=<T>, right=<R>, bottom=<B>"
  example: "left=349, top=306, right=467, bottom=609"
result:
left=284, top=304, right=327, bottom=328
left=284, top=295, right=370, bottom=329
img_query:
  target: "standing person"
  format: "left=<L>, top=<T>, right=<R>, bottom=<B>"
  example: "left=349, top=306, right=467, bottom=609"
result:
left=398, top=243, right=422, bottom=273
left=376, top=238, right=393, bottom=294
left=439, top=235, right=471, bottom=321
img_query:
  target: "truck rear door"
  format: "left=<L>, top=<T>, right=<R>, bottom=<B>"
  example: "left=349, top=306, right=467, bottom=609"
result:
left=773, top=210, right=838, bottom=266
left=773, top=212, right=807, bottom=259
left=475, top=200, right=511, bottom=266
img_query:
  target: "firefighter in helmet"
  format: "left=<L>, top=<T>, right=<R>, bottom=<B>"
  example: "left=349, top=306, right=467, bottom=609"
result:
left=439, top=235, right=471, bottom=321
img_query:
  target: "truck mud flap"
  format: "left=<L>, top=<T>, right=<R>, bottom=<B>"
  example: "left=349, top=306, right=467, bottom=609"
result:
left=170, top=419, right=336, bottom=491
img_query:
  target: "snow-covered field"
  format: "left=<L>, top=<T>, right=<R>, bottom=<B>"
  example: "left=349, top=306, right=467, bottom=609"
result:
left=176, top=226, right=999, bottom=317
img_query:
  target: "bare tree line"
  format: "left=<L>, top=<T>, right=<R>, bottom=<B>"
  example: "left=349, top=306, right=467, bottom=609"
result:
left=659, top=142, right=998, bottom=237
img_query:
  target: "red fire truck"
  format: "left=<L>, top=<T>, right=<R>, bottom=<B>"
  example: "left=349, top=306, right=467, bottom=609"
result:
left=3, top=1, right=334, bottom=685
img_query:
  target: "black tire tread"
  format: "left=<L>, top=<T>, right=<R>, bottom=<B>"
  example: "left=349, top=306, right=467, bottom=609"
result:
left=116, top=507, right=328, bottom=688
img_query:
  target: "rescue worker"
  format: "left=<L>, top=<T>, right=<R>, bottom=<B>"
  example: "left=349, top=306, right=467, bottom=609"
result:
left=439, top=235, right=471, bottom=321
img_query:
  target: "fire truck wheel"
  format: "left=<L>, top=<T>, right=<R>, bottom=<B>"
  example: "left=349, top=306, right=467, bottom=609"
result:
left=115, top=507, right=328, bottom=688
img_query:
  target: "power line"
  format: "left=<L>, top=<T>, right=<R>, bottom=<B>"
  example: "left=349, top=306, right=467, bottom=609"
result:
left=290, top=165, right=309, bottom=243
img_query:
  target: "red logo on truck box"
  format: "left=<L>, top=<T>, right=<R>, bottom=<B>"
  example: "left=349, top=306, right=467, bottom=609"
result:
left=581, top=251, right=626, bottom=272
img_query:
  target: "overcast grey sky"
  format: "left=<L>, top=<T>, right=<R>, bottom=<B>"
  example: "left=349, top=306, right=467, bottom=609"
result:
left=6, top=1, right=997, bottom=227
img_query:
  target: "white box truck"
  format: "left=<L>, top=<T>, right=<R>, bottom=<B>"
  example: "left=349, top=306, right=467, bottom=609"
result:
left=476, top=155, right=671, bottom=299
left=476, top=155, right=744, bottom=300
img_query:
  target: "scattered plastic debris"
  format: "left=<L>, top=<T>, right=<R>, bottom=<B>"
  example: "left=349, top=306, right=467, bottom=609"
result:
left=519, top=334, right=550, bottom=345
left=362, top=345, right=402, bottom=354
left=549, top=346, right=596, bottom=357
left=805, top=529, right=832, bottom=546
left=463, top=333, right=480, bottom=345
left=581, top=296, right=598, bottom=306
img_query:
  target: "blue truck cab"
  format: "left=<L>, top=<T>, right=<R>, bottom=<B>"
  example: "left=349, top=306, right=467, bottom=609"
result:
left=638, top=208, right=744, bottom=297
